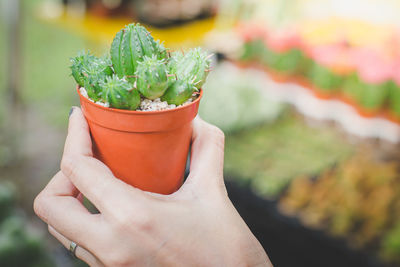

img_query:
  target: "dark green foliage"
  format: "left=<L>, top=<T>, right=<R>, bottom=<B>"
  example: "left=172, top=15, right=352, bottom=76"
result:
left=0, top=182, right=54, bottom=267
left=136, top=55, right=169, bottom=100
left=0, top=182, right=15, bottom=222
left=382, top=222, right=400, bottom=264
left=0, top=216, right=54, bottom=267
left=101, top=75, right=140, bottom=110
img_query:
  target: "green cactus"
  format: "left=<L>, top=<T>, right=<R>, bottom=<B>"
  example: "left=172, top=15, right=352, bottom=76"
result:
left=161, top=78, right=197, bottom=105
left=71, top=52, right=113, bottom=101
left=83, top=57, right=113, bottom=101
left=169, top=47, right=211, bottom=89
left=71, top=24, right=210, bottom=110
left=111, top=23, right=167, bottom=82
left=167, top=51, right=184, bottom=73
left=101, top=75, right=140, bottom=110
left=155, top=39, right=168, bottom=61
left=136, top=55, right=169, bottom=100
left=70, top=51, right=96, bottom=87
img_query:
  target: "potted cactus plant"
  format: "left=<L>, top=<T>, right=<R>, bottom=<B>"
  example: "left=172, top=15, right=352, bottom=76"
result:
left=70, top=23, right=211, bottom=194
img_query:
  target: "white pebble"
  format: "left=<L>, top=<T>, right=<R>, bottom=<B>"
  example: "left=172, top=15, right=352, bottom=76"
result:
left=138, top=97, right=193, bottom=111
left=80, top=87, right=195, bottom=111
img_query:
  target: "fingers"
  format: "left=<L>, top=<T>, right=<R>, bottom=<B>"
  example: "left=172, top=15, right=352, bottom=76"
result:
left=61, top=107, right=145, bottom=214
left=48, top=226, right=104, bottom=267
left=185, top=117, right=225, bottom=191
left=34, top=171, right=101, bottom=248
left=61, top=155, right=144, bottom=214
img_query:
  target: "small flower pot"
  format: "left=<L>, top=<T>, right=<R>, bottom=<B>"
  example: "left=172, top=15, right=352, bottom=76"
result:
left=77, top=87, right=202, bottom=194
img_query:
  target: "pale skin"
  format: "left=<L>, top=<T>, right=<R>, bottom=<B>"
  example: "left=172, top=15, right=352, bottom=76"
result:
left=34, top=107, right=272, bottom=267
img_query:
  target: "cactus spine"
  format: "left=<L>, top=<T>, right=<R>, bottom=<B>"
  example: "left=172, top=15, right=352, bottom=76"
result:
left=111, top=24, right=166, bottom=82
left=136, top=55, right=169, bottom=100
left=101, top=75, right=140, bottom=110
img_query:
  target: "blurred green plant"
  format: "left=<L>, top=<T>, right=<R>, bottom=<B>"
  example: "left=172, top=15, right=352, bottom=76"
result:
left=0, top=18, right=6, bottom=127
left=307, top=63, right=343, bottom=92
left=342, top=74, right=390, bottom=113
left=224, top=112, right=353, bottom=197
left=0, top=181, right=53, bottom=267
left=0, top=182, right=16, bottom=222
left=280, top=149, right=400, bottom=264
left=238, top=37, right=396, bottom=117
left=382, top=222, right=400, bottom=264
left=199, top=62, right=283, bottom=133
left=241, top=39, right=311, bottom=75
left=19, top=0, right=88, bottom=127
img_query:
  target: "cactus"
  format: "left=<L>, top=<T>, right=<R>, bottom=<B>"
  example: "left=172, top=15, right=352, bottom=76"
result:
left=70, top=51, right=96, bottom=87
left=167, top=51, right=184, bottom=74
left=155, top=40, right=168, bottom=61
left=161, top=78, right=197, bottom=105
left=136, top=55, right=169, bottom=100
left=83, top=56, right=113, bottom=101
left=71, top=23, right=211, bottom=110
left=71, top=52, right=113, bottom=101
left=111, top=23, right=167, bottom=82
left=169, top=48, right=211, bottom=89
left=101, top=75, right=140, bottom=110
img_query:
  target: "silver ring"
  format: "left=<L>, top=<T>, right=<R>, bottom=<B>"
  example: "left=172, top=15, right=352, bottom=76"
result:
left=69, top=241, right=78, bottom=258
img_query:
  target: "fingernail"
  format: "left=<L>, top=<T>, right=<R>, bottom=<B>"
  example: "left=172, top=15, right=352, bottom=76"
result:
left=69, top=107, right=75, bottom=118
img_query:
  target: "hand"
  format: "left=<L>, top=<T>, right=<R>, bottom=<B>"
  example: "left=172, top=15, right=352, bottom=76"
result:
left=34, top=107, right=271, bottom=267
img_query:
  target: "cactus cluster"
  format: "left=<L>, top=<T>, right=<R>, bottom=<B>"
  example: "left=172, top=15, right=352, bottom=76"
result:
left=70, top=23, right=211, bottom=110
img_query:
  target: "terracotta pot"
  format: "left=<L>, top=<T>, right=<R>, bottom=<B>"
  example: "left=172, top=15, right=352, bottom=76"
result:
left=77, top=87, right=202, bottom=194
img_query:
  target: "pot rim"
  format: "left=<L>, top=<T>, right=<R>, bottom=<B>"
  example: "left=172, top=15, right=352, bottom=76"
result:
left=77, top=86, right=203, bottom=115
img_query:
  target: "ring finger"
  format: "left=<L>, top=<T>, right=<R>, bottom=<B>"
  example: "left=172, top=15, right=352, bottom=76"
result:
left=48, top=225, right=104, bottom=267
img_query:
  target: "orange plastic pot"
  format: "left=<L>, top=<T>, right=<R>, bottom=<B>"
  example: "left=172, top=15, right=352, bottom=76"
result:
left=77, top=87, right=202, bottom=194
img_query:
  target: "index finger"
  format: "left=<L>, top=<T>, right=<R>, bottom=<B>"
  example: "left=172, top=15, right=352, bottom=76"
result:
left=33, top=171, right=101, bottom=249
left=61, top=107, right=145, bottom=214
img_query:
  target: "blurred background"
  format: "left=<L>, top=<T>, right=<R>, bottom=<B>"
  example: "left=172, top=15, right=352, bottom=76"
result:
left=1, top=0, right=400, bottom=266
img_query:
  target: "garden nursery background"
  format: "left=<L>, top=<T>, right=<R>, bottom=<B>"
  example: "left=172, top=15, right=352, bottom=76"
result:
left=2, top=0, right=400, bottom=266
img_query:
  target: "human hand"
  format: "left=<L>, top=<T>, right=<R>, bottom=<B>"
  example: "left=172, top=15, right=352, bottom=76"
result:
left=34, top=107, right=271, bottom=267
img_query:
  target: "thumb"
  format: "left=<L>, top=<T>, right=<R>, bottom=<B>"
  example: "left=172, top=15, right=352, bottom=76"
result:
left=184, top=117, right=225, bottom=192
left=63, top=106, right=93, bottom=158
